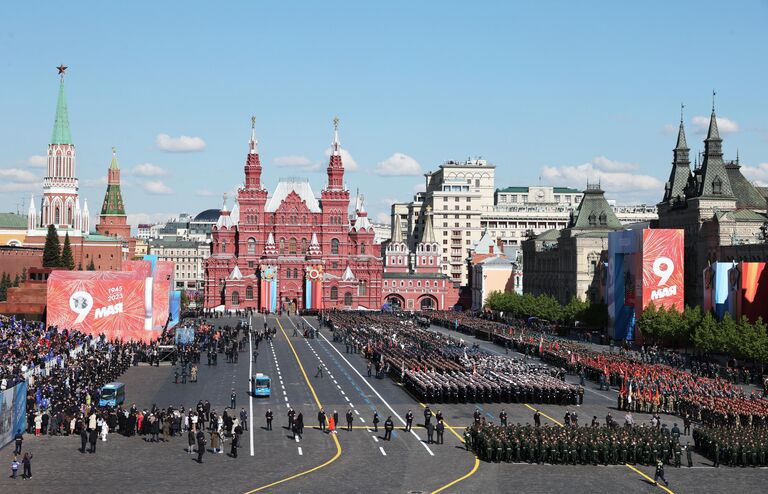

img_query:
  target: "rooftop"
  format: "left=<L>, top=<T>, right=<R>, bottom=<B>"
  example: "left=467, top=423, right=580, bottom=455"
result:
left=496, top=186, right=581, bottom=194
left=0, top=212, right=28, bottom=229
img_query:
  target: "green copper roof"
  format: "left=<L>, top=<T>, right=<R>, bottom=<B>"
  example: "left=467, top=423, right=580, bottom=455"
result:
left=571, top=186, right=622, bottom=230
left=101, top=184, right=126, bottom=215
left=51, top=77, right=72, bottom=145
left=0, top=212, right=28, bottom=228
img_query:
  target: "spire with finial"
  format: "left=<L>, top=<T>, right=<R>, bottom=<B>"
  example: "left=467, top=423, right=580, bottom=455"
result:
left=707, top=90, right=721, bottom=142
left=326, top=116, right=345, bottom=190
left=332, top=116, right=340, bottom=156
left=249, top=115, right=258, bottom=154
left=222, top=192, right=228, bottom=211
left=51, top=64, right=72, bottom=145
left=663, top=103, right=691, bottom=203
left=110, top=146, right=119, bottom=170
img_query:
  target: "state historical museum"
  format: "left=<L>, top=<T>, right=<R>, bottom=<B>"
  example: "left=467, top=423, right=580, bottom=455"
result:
left=204, top=119, right=383, bottom=312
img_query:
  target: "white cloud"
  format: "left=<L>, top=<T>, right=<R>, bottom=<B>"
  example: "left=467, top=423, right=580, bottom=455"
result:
left=323, top=147, right=359, bottom=172
left=26, top=155, right=47, bottom=167
left=195, top=189, right=216, bottom=197
left=0, top=168, right=38, bottom=182
left=0, top=181, right=41, bottom=193
left=82, top=176, right=108, bottom=188
left=273, top=155, right=321, bottom=172
left=741, top=163, right=768, bottom=186
left=142, top=180, right=173, bottom=195
left=541, top=156, right=663, bottom=199
left=659, top=124, right=678, bottom=136
left=127, top=212, right=176, bottom=227
left=692, top=115, right=739, bottom=135
left=375, top=153, right=423, bottom=176
left=155, top=133, right=206, bottom=152
left=132, top=163, right=169, bottom=177
left=375, top=212, right=391, bottom=224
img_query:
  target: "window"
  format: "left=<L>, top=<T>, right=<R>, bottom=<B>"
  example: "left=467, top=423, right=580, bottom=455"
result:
left=358, top=281, right=367, bottom=296
left=466, top=205, right=471, bottom=210
left=332, top=261, right=338, bottom=269
left=280, top=238, right=285, bottom=254
left=246, top=286, right=253, bottom=299
left=344, top=292, right=353, bottom=306
left=231, top=291, right=240, bottom=306
left=247, top=237, right=256, bottom=254
left=248, top=261, right=254, bottom=268
left=221, top=240, right=227, bottom=253
left=361, top=243, right=366, bottom=254
left=289, top=238, right=297, bottom=255
left=331, top=238, right=339, bottom=255
left=455, top=197, right=460, bottom=202
left=301, top=238, right=307, bottom=253
left=330, top=286, right=338, bottom=300
left=443, top=222, right=448, bottom=227
left=443, top=239, right=448, bottom=244
left=286, top=268, right=291, bottom=279
left=475, top=179, right=480, bottom=187
left=293, top=268, right=298, bottom=279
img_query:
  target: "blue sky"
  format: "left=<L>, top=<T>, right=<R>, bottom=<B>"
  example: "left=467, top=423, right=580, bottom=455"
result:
left=1, top=1, right=767, bottom=226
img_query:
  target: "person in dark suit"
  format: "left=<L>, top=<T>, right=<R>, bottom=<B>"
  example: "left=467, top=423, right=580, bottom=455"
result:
left=405, top=410, right=414, bottom=432
left=196, top=430, right=206, bottom=463
left=346, top=410, right=354, bottom=431
left=426, top=422, right=435, bottom=444
left=88, top=426, right=98, bottom=454
left=384, top=417, right=394, bottom=441
left=80, top=427, right=88, bottom=453
left=230, top=429, right=239, bottom=458
left=265, top=409, right=273, bottom=430
left=436, top=420, right=445, bottom=444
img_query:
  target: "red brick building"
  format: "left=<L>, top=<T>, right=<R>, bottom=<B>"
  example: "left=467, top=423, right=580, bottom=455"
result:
left=204, top=118, right=382, bottom=311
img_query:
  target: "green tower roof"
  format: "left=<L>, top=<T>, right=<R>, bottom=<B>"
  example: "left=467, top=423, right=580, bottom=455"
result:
left=51, top=76, right=72, bottom=145
left=101, top=184, right=126, bottom=215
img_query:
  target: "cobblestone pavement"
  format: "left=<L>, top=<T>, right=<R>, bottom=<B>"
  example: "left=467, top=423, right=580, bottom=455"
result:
left=1, top=314, right=766, bottom=494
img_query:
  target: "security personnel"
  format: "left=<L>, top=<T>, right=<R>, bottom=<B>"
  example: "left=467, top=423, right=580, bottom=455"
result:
left=373, top=412, right=380, bottom=432
left=436, top=420, right=445, bottom=444
left=288, top=407, right=296, bottom=431
left=384, top=416, right=394, bottom=440
left=499, top=409, right=508, bottom=427
left=346, top=409, right=354, bottom=431
left=265, top=409, right=273, bottom=430
left=405, top=410, right=414, bottom=432
left=424, top=407, right=433, bottom=428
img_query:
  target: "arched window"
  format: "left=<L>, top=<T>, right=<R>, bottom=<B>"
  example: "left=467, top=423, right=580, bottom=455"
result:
left=231, top=291, right=240, bottom=306
left=279, top=238, right=285, bottom=254
left=54, top=206, right=60, bottom=224
left=293, top=268, right=298, bottom=279
left=247, top=238, right=256, bottom=255
left=420, top=297, right=434, bottom=310
left=331, top=238, right=339, bottom=255
left=344, top=292, right=353, bottom=306
left=301, top=238, right=307, bottom=253
left=246, top=286, right=253, bottom=299
left=360, top=243, right=366, bottom=255
left=221, top=240, right=227, bottom=253
left=330, top=286, right=338, bottom=300
left=358, top=281, right=367, bottom=296
left=286, top=268, right=291, bottom=279
left=289, top=238, right=297, bottom=255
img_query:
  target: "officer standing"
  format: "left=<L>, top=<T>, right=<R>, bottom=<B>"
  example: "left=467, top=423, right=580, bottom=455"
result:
left=499, top=410, right=508, bottom=427
left=346, top=409, right=354, bottom=431
left=436, top=420, right=445, bottom=444
left=685, top=442, right=693, bottom=468
left=405, top=410, right=414, bottom=432
left=230, top=389, right=237, bottom=409
left=265, top=409, right=273, bottom=430
left=196, top=429, right=207, bottom=463
left=653, top=459, right=669, bottom=487
left=424, top=407, right=433, bottom=428
left=373, top=412, right=380, bottom=432
left=384, top=416, right=394, bottom=440
left=426, top=421, right=435, bottom=444
left=288, top=407, right=296, bottom=431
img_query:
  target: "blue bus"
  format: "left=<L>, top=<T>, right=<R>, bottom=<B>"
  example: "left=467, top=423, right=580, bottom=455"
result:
left=99, top=382, right=126, bottom=407
left=251, top=373, right=271, bottom=397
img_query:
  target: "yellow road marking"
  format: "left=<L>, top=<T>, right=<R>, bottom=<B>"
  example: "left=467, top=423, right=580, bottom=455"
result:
left=242, top=317, right=342, bottom=494
left=526, top=404, right=675, bottom=494
left=411, top=401, right=480, bottom=494
left=431, top=457, right=480, bottom=494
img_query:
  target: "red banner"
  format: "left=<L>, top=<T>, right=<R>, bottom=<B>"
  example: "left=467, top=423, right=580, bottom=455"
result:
left=122, top=260, right=153, bottom=279
left=641, top=229, right=684, bottom=312
left=46, top=271, right=156, bottom=343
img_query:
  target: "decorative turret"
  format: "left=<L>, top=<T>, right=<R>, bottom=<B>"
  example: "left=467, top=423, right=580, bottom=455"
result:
left=52, top=65, right=72, bottom=145
left=326, top=117, right=345, bottom=191
left=385, top=210, right=409, bottom=273
left=263, top=232, right=278, bottom=257
left=696, top=93, right=734, bottom=198
left=414, top=205, right=440, bottom=274
left=307, top=232, right=322, bottom=258
left=101, top=148, right=126, bottom=215
left=244, top=116, right=263, bottom=190
left=662, top=104, right=692, bottom=204
left=27, top=194, right=36, bottom=232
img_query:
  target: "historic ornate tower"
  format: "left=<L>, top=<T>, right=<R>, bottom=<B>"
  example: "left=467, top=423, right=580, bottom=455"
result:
left=96, top=148, right=131, bottom=240
left=320, top=117, right=351, bottom=275
left=40, top=65, right=86, bottom=232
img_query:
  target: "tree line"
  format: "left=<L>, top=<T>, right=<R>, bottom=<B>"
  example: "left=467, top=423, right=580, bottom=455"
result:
left=484, top=291, right=609, bottom=328
left=638, top=303, right=768, bottom=363
left=43, top=224, right=95, bottom=270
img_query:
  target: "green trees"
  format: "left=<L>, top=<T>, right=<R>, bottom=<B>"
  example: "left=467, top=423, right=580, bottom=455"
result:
left=42, top=224, right=62, bottom=267
left=61, top=233, right=75, bottom=270
left=484, top=291, right=608, bottom=327
left=0, top=272, right=10, bottom=301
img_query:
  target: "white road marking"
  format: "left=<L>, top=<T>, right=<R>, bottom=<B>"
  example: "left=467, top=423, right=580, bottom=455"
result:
left=305, top=316, right=435, bottom=457
left=354, top=409, right=360, bottom=415
left=248, top=316, right=255, bottom=457
left=372, top=435, right=379, bottom=442
left=298, top=447, right=303, bottom=455
left=379, top=446, right=387, bottom=456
